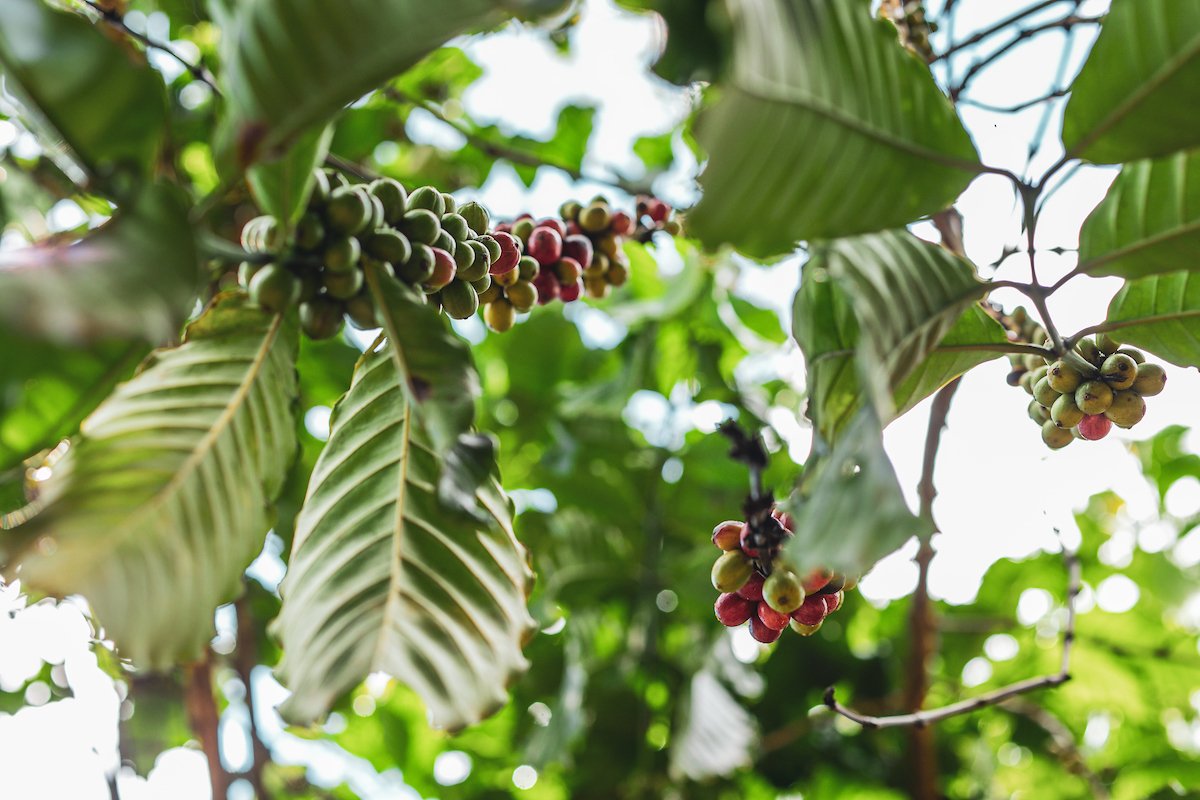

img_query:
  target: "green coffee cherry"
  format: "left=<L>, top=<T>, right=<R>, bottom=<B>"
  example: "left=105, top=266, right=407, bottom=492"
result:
left=1041, top=419, right=1074, bottom=449
left=362, top=229, right=411, bottom=265
left=1022, top=353, right=1042, bottom=371
left=506, top=280, right=538, bottom=312
left=1050, top=393, right=1084, bottom=429
left=477, top=234, right=502, bottom=263
left=396, top=243, right=435, bottom=284
left=764, top=569, right=805, bottom=615
left=440, top=192, right=457, bottom=214
left=299, top=296, right=344, bottom=340
left=241, top=215, right=285, bottom=253
left=457, top=241, right=491, bottom=282
left=1033, top=376, right=1060, bottom=408
left=298, top=271, right=321, bottom=303
left=477, top=280, right=502, bottom=305
left=559, top=199, right=581, bottom=221
left=1100, top=353, right=1137, bottom=390
left=1075, top=380, right=1114, bottom=415
left=324, top=269, right=364, bottom=300
left=471, top=275, right=492, bottom=293
left=608, top=262, right=629, bottom=286
left=580, top=202, right=611, bottom=233
left=1133, top=363, right=1166, bottom=397
left=324, top=186, right=371, bottom=235
left=343, top=293, right=378, bottom=330
left=369, top=178, right=408, bottom=225
left=401, top=209, right=441, bottom=245
left=294, top=213, right=325, bottom=252
left=249, top=264, right=301, bottom=312
left=407, top=185, right=445, bottom=216
left=458, top=201, right=489, bottom=235
left=323, top=236, right=361, bottom=273
left=1117, top=347, right=1145, bottom=364
left=1105, top=390, right=1146, bottom=428
left=365, top=192, right=386, bottom=230
left=1019, top=371, right=1036, bottom=395
left=511, top=218, right=535, bottom=243
left=1047, top=360, right=1083, bottom=394
left=310, top=170, right=331, bottom=206
left=440, top=280, right=479, bottom=320
left=324, top=169, right=349, bottom=191
left=238, top=260, right=263, bottom=288
left=435, top=229, right=457, bottom=255
left=1028, top=399, right=1051, bottom=425
left=517, top=255, right=540, bottom=283
left=485, top=297, right=516, bottom=332
left=453, top=239, right=476, bottom=273
left=440, top=213, right=470, bottom=242
left=711, top=550, right=753, bottom=593
left=1076, top=337, right=1102, bottom=366
left=1096, top=333, right=1120, bottom=355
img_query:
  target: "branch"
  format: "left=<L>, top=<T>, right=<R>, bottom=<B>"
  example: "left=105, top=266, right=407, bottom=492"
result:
left=932, top=0, right=1078, bottom=63
left=950, top=15, right=1103, bottom=101
left=957, top=88, right=1069, bottom=115
left=184, top=651, right=229, bottom=800
left=235, top=594, right=273, bottom=800
left=80, top=0, right=221, bottom=94
left=825, top=543, right=1080, bottom=730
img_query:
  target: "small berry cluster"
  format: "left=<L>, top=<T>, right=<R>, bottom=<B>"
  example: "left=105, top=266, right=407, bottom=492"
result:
left=710, top=510, right=854, bottom=643
left=239, top=168, right=509, bottom=338
left=1014, top=333, right=1167, bottom=449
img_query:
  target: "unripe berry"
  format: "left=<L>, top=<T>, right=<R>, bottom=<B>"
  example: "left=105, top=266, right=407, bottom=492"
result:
left=324, top=187, right=372, bottom=235
left=558, top=200, right=581, bottom=221
left=1019, top=371, right=1036, bottom=395
left=1047, top=360, right=1083, bottom=393
left=458, top=201, right=489, bottom=235
left=748, top=615, right=783, bottom=644
left=299, top=296, right=344, bottom=340
left=323, top=236, right=361, bottom=273
left=1050, top=393, right=1084, bottom=429
left=435, top=230, right=457, bottom=256
left=1100, top=353, right=1138, bottom=390
left=511, top=217, right=535, bottom=244
left=1133, top=363, right=1167, bottom=397
left=1033, top=376, right=1060, bottom=408
left=423, top=247, right=457, bottom=291
left=559, top=279, right=583, bottom=303
left=477, top=234, right=502, bottom=263
left=362, top=229, right=411, bottom=266
left=555, top=256, right=583, bottom=284
left=607, top=262, right=630, bottom=287
left=562, top=234, right=594, bottom=270
left=1077, top=413, right=1112, bottom=441
left=1022, top=353, right=1042, bottom=372
left=663, top=219, right=682, bottom=236
left=712, top=520, right=744, bottom=551
left=440, top=192, right=457, bottom=214
left=737, top=571, right=765, bottom=602
left=790, top=619, right=822, bottom=637
left=763, top=569, right=805, bottom=615
left=401, top=209, right=441, bottom=246
left=757, top=601, right=790, bottom=631
left=517, top=255, right=540, bottom=283
left=460, top=241, right=491, bottom=280
left=368, top=178, right=407, bottom=225
left=323, top=268, right=364, bottom=300
left=249, top=264, right=301, bottom=312
left=584, top=276, right=610, bottom=299
left=440, top=213, right=470, bottom=242
left=802, top=568, right=833, bottom=594
left=477, top=280, right=502, bottom=305
left=365, top=192, right=386, bottom=230
left=1117, top=347, right=1145, bottom=364
left=714, top=593, right=755, bottom=626
left=1105, top=389, right=1146, bottom=428
left=579, top=202, right=611, bottom=233
left=440, top=280, right=479, bottom=320
left=396, top=243, right=435, bottom=284
left=407, top=185, right=445, bottom=216
left=791, top=595, right=827, bottom=626
left=527, top=226, right=564, bottom=267
left=711, top=550, right=753, bottom=593
left=453, top=240, right=480, bottom=276
left=490, top=231, right=521, bottom=274
left=1075, top=380, right=1113, bottom=415
left=294, top=212, right=325, bottom=252
left=309, top=169, right=331, bottom=206
left=506, top=280, right=538, bottom=313
left=494, top=265, right=520, bottom=287
left=484, top=298, right=515, bottom=332
left=1096, top=333, right=1120, bottom=355
left=1028, top=399, right=1051, bottom=425
left=1076, top=337, right=1102, bottom=366
left=343, top=293, right=378, bottom=329
left=841, top=574, right=859, bottom=592
left=1041, top=419, right=1073, bottom=449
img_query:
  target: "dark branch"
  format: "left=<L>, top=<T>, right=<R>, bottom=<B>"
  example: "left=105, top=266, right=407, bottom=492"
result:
left=957, top=88, right=1069, bottom=115
left=235, top=594, right=273, bottom=800
left=184, top=652, right=229, bottom=799
left=80, top=0, right=221, bottom=94
left=950, top=15, right=1103, bottom=101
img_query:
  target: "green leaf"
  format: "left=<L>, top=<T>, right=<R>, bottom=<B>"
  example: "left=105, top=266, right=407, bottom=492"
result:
left=793, top=231, right=991, bottom=439
left=1062, top=0, right=1200, bottom=164
left=247, top=123, right=334, bottom=229
left=0, top=293, right=299, bottom=667
left=214, top=0, right=515, bottom=166
left=688, top=0, right=979, bottom=257
left=633, top=131, right=675, bottom=174
left=0, top=183, right=199, bottom=344
left=669, top=671, right=756, bottom=781
left=0, top=0, right=168, bottom=185
left=1077, top=150, right=1200, bottom=279
left=272, top=341, right=535, bottom=730
left=506, top=105, right=597, bottom=187
left=727, top=295, right=787, bottom=343
left=363, top=264, right=478, bottom=456
left=782, top=406, right=925, bottom=577
left=1104, top=271, right=1200, bottom=368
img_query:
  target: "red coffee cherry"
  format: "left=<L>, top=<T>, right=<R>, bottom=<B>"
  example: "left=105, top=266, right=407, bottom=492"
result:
left=1077, top=413, right=1112, bottom=440
left=757, top=601, right=790, bottom=632
left=790, top=595, right=827, bottom=627
left=736, top=572, right=765, bottom=602
left=749, top=615, right=783, bottom=644
left=715, top=593, right=755, bottom=627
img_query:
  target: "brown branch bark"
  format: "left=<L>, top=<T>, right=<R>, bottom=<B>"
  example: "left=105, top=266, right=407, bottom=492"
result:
left=235, top=595, right=273, bottom=800
left=185, top=651, right=228, bottom=800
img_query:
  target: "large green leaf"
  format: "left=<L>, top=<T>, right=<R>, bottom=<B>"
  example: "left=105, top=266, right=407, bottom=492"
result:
left=272, top=341, right=535, bottom=730
left=792, top=231, right=994, bottom=439
left=0, top=293, right=299, bottom=668
left=1062, top=0, right=1200, bottom=164
left=688, top=0, right=979, bottom=257
left=214, top=0, right=518, bottom=166
left=247, top=122, right=333, bottom=229
left=1077, top=150, right=1200, bottom=279
left=1103, top=271, right=1200, bottom=368
left=0, top=0, right=168, bottom=185
left=781, top=406, right=926, bottom=577
left=0, top=183, right=199, bottom=344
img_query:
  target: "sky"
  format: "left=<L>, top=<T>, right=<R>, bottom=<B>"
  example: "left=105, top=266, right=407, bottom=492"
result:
left=4, top=0, right=1200, bottom=797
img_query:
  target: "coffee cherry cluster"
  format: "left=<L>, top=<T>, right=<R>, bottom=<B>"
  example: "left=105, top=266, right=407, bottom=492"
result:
left=239, top=168, right=510, bottom=339
left=1014, top=333, right=1167, bottom=449
left=710, top=510, right=854, bottom=643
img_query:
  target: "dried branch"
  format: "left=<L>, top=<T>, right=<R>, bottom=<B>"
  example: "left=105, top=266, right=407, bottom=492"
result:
left=80, top=0, right=221, bottom=94
left=184, top=651, right=229, bottom=799
left=825, top=544, right=1080, bottom=730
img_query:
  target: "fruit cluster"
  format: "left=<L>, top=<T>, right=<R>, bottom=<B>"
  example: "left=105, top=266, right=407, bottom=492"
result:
left=1016, top=333, right=1167, bottom=449
left=710, top=510, right=854, bottom=643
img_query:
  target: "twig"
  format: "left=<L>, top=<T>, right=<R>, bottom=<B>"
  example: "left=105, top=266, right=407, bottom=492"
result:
left=235, top=594, right=273, bottom=800
left=957, top=88, right=1069, bottom=115
left=950, top=15, right=1102, bottom=101
left=184, top=651, right=229, bottom=800
left=324, top=153, right=379, bottom=182
left=932, top=0, right=1078, bottom=63
left=825, top=543, right=1080, bottom=730
left=1001, top=699, right=1111, bottom=799
left=80, top=0, right=221, bottom=94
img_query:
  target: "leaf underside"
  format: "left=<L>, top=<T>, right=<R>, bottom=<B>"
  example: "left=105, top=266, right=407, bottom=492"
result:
left=1105, top=271, right=1200, bottom=369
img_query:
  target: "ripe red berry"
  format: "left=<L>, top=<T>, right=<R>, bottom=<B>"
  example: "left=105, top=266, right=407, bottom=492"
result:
left=739, top=525, right=761, bottom=558
left=562, top=235, right=594, bottom=269
left=610, top=210, right=634, bottom=236
left=748, top=615, right=783, bottom=644
left=493, top=222, right=512, bottom=234
left=1077, top=414, right=1112, bottom=440
left=424, top=247, right=457, bottom=290
left=538, top=217, right=567, bottom=238
left=532, top=271, right=560, bottom=305
left=823, top=591, right=844, bottom=614
left=559, top=278, right=582, bottom=303
left=647, top=198, right=669, bottom=223
left=527, top=226, right=563, bottom=267
left=736, top=572, right=764, bottom=602
left=791, top=595, right=827, bottom=627
left=757, top=601, right=789, bottom=631
left=712, top=520, right=745, bottom=551
left=490, top=231, right=521, bottom=274
left=771, top=509, right=795, bottom=533
left=801, top=568, right=832, bottom=594
left=714, top=593, right=754, bottom=627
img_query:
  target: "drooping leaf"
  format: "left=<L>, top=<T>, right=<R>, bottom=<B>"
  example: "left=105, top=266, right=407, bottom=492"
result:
left=1062, top=0, right=1200, bottom=164
left=0, top=293, right=299, bottom=668
left=213, top=0, right=518, bottom=166
left=792, top=231, right=993, bottom=439
left=1077, top=150, right=1200, bottom=279
left=727, top=294, right=788, bottom=343
left=781, top=407, right=925, bottom=577
left=669, top=671, right=757, bottom=781
left=272, top=341, right=535, bottom=730
left=363, top=264, right=479, bottom=456
left=247, top=123, right=334, bottom=229
left=688, top=0, right=979, bottom=256
left=0, top=183, right=199, bottom=344
left=1103, top=271, right=1200, bottom=368
left=504, top=105, right=597, bottom=187
left=0, top=0, right=168, bottom=186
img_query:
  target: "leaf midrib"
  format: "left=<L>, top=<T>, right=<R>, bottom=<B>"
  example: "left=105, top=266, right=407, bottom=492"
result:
left=371, top=397, right=412, bottom=672
left=1081, top=218, right=1200, bottom=275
